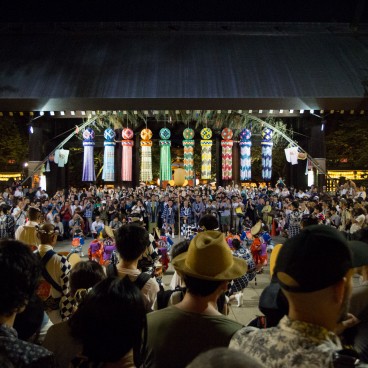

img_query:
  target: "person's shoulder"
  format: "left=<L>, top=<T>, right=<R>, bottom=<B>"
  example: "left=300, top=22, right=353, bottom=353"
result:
left=13, top=338, right=55, bottom=365
left=229, top=326, right=265, bottom=349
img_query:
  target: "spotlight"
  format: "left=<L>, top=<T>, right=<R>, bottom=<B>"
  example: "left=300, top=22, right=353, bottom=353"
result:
left=29, top=126, right=34, bottom=134
left=300, top=109, right=304, bottom=114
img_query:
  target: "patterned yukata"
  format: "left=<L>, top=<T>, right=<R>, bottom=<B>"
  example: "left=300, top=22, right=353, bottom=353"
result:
left=0, top=324, right=56, bottom=367
left=286, top=210, right=303, bottom=238
left=38, top=244, right=75, bottom=323
left=229, top=316, right=343, bottom=368
left=231, top=246, right=257, bottom=292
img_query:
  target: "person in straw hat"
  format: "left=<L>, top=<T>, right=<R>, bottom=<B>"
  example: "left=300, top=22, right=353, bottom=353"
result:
left=144, top=230, right=247, bottom=368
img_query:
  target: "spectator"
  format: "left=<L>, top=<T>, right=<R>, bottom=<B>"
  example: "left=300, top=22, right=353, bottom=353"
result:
left=14, top=206, right=42, bottom=248
left=230, top=225, right=367, bottom=367
left=113, top=223, right=160, bottom=311
left=0, top=204, right=15, bottom=239
left=187, top=347, right=265, bottom=368
left=0, top=240, right=56, bottom=367
left=43, top=261, right=106, bottom=368
left=69, top=277, right=146, bottom=367
left=91, top=215, right=105, bottom=238
left=145, top=230, right=247, bottom=368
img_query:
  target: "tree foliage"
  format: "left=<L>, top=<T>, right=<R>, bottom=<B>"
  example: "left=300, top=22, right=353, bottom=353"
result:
left=326, top=118, right=368, bottom=169
left=0, top=119, right=28, bottom=167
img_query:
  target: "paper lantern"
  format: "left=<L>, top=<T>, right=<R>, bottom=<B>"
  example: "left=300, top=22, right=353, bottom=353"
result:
left=200, top=128, right=212, bottom=179
left=183, top=128, right=195, bottom=181
left=160, top=128, right=172, bottom=181
left=173, top=168, right=186, bottom=186
left=261, top=128, right=273, bottom=181
left=221, top=128, right=233, bottom=180
left=140, top=128, right=153, bottom=182
left=102, top=128, right=116, bottom=182
left=121, top=128, right=134, bottom=181
left=239, top=128, right=252, bottom=181
left=82, top=127, right=96, bottom=182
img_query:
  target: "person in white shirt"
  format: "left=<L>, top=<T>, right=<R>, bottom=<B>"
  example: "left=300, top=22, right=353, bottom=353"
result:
left=114, top=223, right=160, bottom=312
left=15, top=206, right=42, bottom=248
left=91, top=215, right=105, bottom=238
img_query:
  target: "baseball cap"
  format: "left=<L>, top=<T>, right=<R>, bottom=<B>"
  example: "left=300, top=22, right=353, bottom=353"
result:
left=275, top=225, right=355, bottom=293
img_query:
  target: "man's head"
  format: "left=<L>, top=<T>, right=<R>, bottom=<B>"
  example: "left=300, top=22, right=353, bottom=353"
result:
left=27, top=206, right=41, bottom=222
left=115, top=223, right=150, bottom=262
left=275, top=225, right=368, bottom=327
left=198, top=214, right=219, bottom=231
left=0, top=240, right=41, bottom=317
left=172, top=231, right=247, bottom=297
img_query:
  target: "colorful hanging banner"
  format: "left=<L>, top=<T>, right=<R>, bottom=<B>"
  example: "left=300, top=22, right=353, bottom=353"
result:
left=239, top=128, right=252, bottom=181
left=183, top=128, right=195, bottom=181
left=159, top=128, right=172, bottom=181
left=221, top=128, right=233, bottom=180
left=140, top=128, right=153, bottom=182
left=102, top=128, right=115, bottom=182
left=200, top=127, right=212, bottom=179
left=82, top=127, right=96, bottom=182
left=261, top=128, right=273, bottom=181
left=121, top=128, right=134, bottom=182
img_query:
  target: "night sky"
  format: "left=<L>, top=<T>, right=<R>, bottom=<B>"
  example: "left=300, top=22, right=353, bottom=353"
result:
left=1, top=0, right=366, bottom=23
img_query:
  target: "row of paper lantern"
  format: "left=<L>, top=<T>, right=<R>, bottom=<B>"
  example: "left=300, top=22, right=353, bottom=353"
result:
left=82, top=127, right=274, bottom=142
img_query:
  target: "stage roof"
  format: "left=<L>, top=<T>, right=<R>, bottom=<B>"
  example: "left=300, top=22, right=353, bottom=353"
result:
left=1, top=22, right=368, bottom=112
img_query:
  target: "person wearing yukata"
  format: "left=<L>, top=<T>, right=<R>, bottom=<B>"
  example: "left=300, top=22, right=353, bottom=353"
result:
left=250, top=220, right=268, bottom=273
left=99, top=226, right=116, bottom=266
left=162, top=199, right=176, bottom=238
left=180, top=199, right=193, bottom=239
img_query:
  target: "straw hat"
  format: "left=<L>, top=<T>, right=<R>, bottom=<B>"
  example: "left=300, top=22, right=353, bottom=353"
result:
left=251, top=220, right=262, bottom=236
left=103, top=225, right=115, bottom=239
left=172, top=231, right=247, bottom=281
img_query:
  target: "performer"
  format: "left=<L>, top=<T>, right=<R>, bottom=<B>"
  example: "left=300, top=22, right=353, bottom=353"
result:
left=180, top=200, right=193, bottom=239
left=162, top=199, right=176, bottom=238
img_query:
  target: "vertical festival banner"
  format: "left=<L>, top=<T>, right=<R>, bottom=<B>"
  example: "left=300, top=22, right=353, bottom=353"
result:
left=239, top=128, right=252, bottom=181
left=221, top=128, right=233, bottom=180
left=121, top=128, right=134, bottom=182
left=82, top=127, right=96, bottom=182
left=159, top=128, right=172, bottom=181
left=261, top=127, right=273, bottom=181
left=200, top=128, right=213, bottom=180
left=102, top=128, right=115, bottom=182
left=182, top=128, right=195, bottom=181
left=140, top=128, right=153, bottom=182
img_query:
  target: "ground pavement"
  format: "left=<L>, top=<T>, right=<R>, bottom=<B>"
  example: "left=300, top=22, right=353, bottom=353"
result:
left=55, top=234, right=287, bottom=326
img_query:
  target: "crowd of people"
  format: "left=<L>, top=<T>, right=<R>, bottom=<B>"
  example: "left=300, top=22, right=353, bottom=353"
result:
left=1, top=178, right=368, bottom=367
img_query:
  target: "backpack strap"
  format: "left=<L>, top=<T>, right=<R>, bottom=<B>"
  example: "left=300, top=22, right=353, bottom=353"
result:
left=38, top=250, right=63, bottom=293
left=106, top=264, right=150, bottom=290
left=135, top=272, right=151, bottom=290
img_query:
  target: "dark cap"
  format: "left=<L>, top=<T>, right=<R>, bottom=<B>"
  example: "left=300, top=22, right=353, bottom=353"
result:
left=275, top=225, right=353, bottom=293
left=349, top=240, right=368, bottom=268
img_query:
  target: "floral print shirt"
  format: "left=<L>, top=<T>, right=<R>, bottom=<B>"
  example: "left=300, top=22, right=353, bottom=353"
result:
left=229, top=316, right=342, bottom=368
left=0, top=324, right=56, bottom=367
